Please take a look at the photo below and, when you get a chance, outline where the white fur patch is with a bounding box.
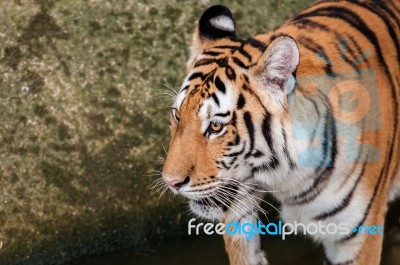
[174,90,187,110]
[209,15,235,32]
[174,79,190,109]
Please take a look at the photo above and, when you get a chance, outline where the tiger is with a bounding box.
[161,1,400,265]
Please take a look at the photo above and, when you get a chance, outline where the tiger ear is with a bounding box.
[251,36,299,112]
[188,5,236,68]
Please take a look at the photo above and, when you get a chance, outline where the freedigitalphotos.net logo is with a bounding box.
[188,218,384,240]
[288,38,381,166]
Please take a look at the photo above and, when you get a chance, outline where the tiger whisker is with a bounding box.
[219,182,278,218]
[161,145,168,155]
[218,191,266,224]
[231,184,281,214]
[216,187,266,222]
[220,177,281,193]
[161,80,179,94]
[213,192,243,220]
[217,192,257,221]
[157,186,170,205]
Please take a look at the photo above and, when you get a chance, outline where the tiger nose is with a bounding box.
[164,177,190,190]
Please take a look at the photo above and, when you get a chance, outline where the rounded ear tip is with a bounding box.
[274,36,297,45]
[201,5,233,20]
[199,5,236,40]
[273,36,300,67]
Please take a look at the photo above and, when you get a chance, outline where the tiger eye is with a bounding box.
[210,121,223,132]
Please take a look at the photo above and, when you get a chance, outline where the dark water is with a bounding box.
[67,232,400,265]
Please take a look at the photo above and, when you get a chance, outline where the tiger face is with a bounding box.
[162,5,299,220]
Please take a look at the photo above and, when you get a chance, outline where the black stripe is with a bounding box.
[268,156,279,170]
[204,69,217,84]
[252,150,264,158]
[232,56,249,69]
[293,17,332,32]
[281,123,295,168]
[227,156,238,167]
[181,85,189,91]
[237,46,252,62]
[194,58,218,68]
[189,86,200,97]
[224,141,246,157]
[188,72,206,81]
[213,45,240,50]
[339,173,383,242]
[288,169,333,205]
[211,93,220,106]
[353,1,400,65]
[261,113,278,164]
[215,111,230,117]
[203,51,223,56]
[243,74,250,84]
[220,160,230,170]
[228,135,240,146]
[218,58,228,68]
[297,36,336,77]
[233,134,241,145]
[246,37,266,52]
[314,166,365,220]
[318,96,338,167]
[237,94,245,109]
[243,112,255,159]
[231,111,237,127]
[252,155,279,172]
[214,76,226,94]
[252,113,280,172]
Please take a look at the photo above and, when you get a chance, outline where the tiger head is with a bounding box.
[162,5,300,220]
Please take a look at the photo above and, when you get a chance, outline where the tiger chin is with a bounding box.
[161,2,400,265]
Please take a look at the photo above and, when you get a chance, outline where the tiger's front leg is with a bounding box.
[323,233,384,265]
[222,212,268,265]
[320,185,389,265]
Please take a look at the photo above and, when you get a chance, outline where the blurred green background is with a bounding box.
[1,0,398,265]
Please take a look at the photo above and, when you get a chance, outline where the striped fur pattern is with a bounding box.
[162,1,400,265]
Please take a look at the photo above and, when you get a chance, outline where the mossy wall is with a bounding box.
[0,0,313,264]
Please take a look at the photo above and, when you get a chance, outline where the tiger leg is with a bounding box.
[323,188,388,265]
[222,212,268,265]
[323,232,384,265]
